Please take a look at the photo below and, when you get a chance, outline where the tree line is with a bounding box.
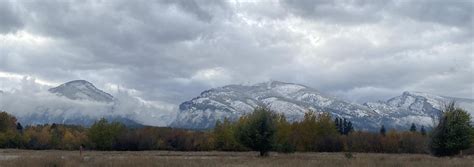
[0,112,213,151]
[213,108,431,155]
[0,102,472,157]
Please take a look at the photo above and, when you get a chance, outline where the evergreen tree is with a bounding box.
[430,102,474,156]
[51,123,57,129]
[339,118,343,134]
[410,123,417,132]
[346,121,354,134]
[16,123,23,134]
[380,125,386,136]
[420,126,426,136]
[341,119,346,135]
[334,117,354,135]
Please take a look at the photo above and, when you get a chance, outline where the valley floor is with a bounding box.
[0,149,472,167]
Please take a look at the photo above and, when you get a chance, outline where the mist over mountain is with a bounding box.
[0,80,472,130]
[0,80,176,127]
[0,0,472,136]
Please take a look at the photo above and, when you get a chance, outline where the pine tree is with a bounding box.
[342,119,346,135]
[51,123,57,129]
[380,125,386,136]
[420,126,426,136]
[16,123,23,134]
[334,117,354,135]
[339,118,343,134]
[346,121,354,134]
[410,123,417,132]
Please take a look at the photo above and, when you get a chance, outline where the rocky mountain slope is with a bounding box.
[172,81,381,130]
[2,80,472,130]
[172,81,473,131]
[364,91,474,129]
[49,80,114,103]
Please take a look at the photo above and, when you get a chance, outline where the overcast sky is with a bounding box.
[1,0,473,105]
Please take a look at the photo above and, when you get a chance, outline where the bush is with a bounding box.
[399,132,428,154]
[346,132,382,153]
[314,135,344,152]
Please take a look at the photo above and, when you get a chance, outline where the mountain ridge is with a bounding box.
[172,81,473,131]
[173,81,380,130]
[48,80,114,103]
[1,80,472,130]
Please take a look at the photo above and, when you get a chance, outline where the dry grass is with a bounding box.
[0,149,472,167]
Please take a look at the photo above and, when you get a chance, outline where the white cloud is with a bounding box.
[0,0,471,106]
[191,67,232,86]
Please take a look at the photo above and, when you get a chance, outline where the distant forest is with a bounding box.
[0,102,472,157]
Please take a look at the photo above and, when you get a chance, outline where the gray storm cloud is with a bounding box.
[0,0,472,107]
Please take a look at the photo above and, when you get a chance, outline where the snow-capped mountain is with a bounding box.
[172,81,474,131]
[2,79,472,130]
[0,80,175,127]
[172,81,381,130]
[49,80,114,103]
[364,91,474,129]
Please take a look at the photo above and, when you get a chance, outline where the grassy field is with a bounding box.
[0,149,473,167]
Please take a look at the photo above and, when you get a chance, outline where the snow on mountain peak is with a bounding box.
[364,91,474,129]
[174,81,474,131]
[172,81,379,130]
[49,80,114,103]
[389,91,447,110]
[266,81,307,95]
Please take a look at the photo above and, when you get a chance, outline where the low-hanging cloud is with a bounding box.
[0,0,472,108]
[0,78,177,126]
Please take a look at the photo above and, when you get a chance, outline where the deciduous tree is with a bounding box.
[88,118,126,150]
[236,107,277,156]
[430,102,474,156]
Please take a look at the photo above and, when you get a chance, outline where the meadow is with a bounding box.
[0,149,472,167]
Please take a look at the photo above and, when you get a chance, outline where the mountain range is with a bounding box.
[0,80,472,130]
[172,81,474,131]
